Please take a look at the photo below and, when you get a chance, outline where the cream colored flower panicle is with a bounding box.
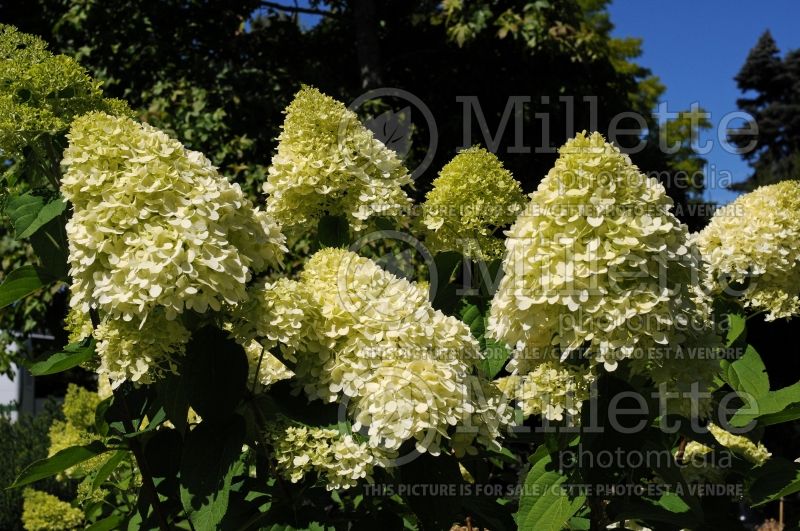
[264,87,413,233]
[226,278,308,387]
[64,306,93,344]
[489,132,715,375]
[269,424,388,490]
[61,112,286,322]
[695,180,800,320]
[422,147,526,259]
[707,423,771,466]
[495,362,595,422]
[229,278,311,358]
[93,311,191,388]
[242,340,294,388]
[271,248,509,454]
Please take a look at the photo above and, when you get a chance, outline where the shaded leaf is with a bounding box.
[516,450,585,531]
[19,197,67,239]
[28,339,95,376]
[749,458,800,506]
[184,326,249,422]
[180,415,246,529]
[317,215,350,248]
[11,441,107,487]
[91,450,128,492]
[0,265,48,309]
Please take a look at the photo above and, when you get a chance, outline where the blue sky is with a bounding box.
[608,1,800,204]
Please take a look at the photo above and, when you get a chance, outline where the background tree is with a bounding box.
[1,0,709,216]
[730,30,800,191]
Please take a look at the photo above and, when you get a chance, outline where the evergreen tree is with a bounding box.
[731,31,800,190]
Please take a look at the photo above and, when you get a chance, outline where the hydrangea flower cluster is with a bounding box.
[61,112,286,322]
[422,147,526,259]
[495,361,595,421]
[229,278,309,358]
[93,312,192,388]
[242,340,294,389]
[695,180,800,320]
[0,24,128,158]
[226,277,309,388]
[297,249,499,454]
[48,384,105,478]
[707,423,771,466]
[264,87,413,233]
[679,441,727,485]
[488,132,720,414]
[269,424,387,490]
[678,423,770,484]
[22,489,83,531]
[231,248,508,455]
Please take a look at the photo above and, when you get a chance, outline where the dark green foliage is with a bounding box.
[0,402,74,531]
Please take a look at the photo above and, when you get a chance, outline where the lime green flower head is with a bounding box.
[0,24,129,158]
[22,489,83,531]
[61,112,286,322]
[488,132,718,382]
[264,86,413,233]
[48,384,105,478]
[423,147,525,259]
[695,180,800,320]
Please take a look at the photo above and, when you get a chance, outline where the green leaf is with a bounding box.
[91,450,128,492]
[0,265,48,309]
[155,372,191,433]
[184,326,249,422]
[5,193,43,237]
[28,213,70,280]
[85,515,126,531]
[460,303,510,378]
[749,458,800,506]
[180,415,246,529]
[28,339,95,376]
[759,403,800,426]
[317,215,349,248]
[730,380,800,427]
[721,345,769,399]
[725,313,746,347]
[516,450,585,531]
[655,492,690,513]
[10,441,107,488]
[19,198,67,239]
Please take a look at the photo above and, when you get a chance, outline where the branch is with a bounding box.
[259,1,339,18]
